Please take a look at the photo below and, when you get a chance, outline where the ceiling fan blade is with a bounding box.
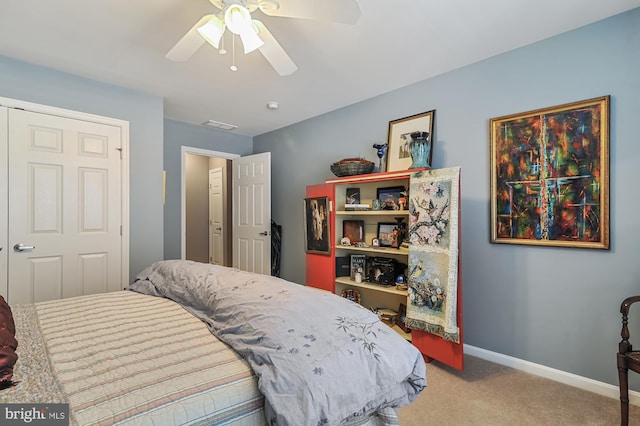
[253,20,297,76]
[257,0,361,24]
[165,15,214,61]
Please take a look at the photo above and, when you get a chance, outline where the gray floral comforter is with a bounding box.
[130,260,426,426]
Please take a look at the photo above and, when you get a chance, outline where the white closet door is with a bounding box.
[0,107,7,300]
[7,108,123,303]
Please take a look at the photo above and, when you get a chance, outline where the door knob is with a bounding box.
[259,231,270,236]
[14,244,35,252]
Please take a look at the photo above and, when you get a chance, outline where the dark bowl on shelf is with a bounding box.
[330,158,375,177]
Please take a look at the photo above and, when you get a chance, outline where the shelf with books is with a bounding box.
[335,277,408,296]
[326,176,413,338]
[309,171,420,343]
[336,210,409,216]
[336,245,408,256]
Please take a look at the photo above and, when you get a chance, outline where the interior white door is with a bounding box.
[0,108,7,300]
[232,152,271,274]
[7,108,123,304]
[209,167,224,265]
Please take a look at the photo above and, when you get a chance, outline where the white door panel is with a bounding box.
[7,108,123,304]
[232,152,271,274]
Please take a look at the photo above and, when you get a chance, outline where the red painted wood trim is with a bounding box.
[305,183,336,292]
[325,169,428,184]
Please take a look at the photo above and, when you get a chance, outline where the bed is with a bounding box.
[0,260,426,425]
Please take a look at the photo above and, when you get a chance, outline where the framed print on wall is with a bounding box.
[304,197,330,255]
[387,110,435,171]
[489,95,610,249]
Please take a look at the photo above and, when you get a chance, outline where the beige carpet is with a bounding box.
[398,355,640,426]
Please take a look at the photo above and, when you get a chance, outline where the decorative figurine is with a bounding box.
[372,143,388,172]
[394,216,408,248]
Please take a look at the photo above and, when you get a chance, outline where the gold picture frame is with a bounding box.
[386,110,435,171]
[489,96,610,249]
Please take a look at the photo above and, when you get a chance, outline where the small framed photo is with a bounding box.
[387,110,435,171]
[377,186,405,210]
[346,187,360,204]
[396,303,411,333]
[343,220,365,243]
[377,222,399,247]
[304,197,330,255]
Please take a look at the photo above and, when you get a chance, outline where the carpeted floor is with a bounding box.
[398,355,640,425]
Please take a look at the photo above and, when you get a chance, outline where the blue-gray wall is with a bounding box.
[0,55,164,282]
[163,119,253,260]
[254,9,640,390]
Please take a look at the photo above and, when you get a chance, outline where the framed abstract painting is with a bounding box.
[489,96,610,249]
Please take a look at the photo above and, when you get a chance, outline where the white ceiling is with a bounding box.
[0,0,638,137]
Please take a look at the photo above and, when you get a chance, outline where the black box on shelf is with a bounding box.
[336,256,350,277]
[366,257,404,286]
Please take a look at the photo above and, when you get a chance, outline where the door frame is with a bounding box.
[180,146,239,260]
[0,96,130,296]
[209,167,225,265]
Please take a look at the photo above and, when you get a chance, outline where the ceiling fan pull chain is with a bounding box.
[219,35,227,55]
[230,36,238,71]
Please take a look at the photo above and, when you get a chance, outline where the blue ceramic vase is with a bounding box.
[409,131,431,169]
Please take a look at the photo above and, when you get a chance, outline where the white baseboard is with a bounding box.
[464,344,640,406]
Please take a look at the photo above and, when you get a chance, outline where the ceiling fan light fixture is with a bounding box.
[197,15,225,48]
[239,25,264,53]
[224,4,252,35]
[224,4,264,53]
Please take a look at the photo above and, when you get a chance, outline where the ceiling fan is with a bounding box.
[165,0,361,76]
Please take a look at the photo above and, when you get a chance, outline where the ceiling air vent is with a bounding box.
[202,120,237,131]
